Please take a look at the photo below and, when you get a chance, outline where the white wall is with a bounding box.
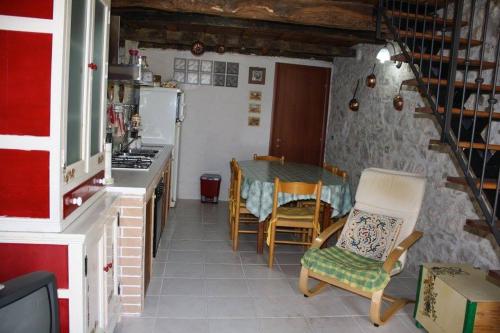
[139,48,332,200]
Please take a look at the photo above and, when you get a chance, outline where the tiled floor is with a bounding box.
[115,200,423,333]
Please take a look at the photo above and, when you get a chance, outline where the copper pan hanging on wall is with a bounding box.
[393,82,404,111]
[366,63,376,88]
[349,79,360,112]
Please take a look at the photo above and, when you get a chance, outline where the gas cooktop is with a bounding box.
[112,155,153,170]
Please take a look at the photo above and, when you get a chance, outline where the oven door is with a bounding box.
[153,179,165,257]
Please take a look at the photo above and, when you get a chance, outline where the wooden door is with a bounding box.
[270,63,331,165]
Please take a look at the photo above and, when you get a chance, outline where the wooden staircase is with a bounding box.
[378,0,500,244]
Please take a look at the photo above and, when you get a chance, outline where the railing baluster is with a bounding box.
[467,0,490,170]
[435,0,449,118]
[479,30,499,195]
[419,2,429,73]
[411,0,420,65]
[427,0,439,97]
[457,0,476,151]
[397,0,404,40]
[405,0,411,48]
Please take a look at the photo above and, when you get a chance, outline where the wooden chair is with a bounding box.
[230,160,261,251]
[299,168,425,326]
[323,163,348,181]
[267,178,322,267]
[253,154,285,163]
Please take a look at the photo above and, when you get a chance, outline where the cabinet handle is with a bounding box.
[103,265,109,272]
[88,63,98,70]
[108,262,113,269]
[68,197,83,207]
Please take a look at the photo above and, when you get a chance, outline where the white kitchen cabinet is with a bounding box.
[0,0,112,232]
[0,194,120,333]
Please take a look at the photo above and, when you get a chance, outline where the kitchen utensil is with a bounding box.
[366,63,376,88]
[393,83,404,111]
[349,79,360,112]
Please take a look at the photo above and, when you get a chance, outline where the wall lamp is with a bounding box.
[376,42,402,68]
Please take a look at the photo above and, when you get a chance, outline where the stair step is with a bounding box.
[392,53,496,70]
[403,78,500,93]
[416,106,500,120]
[447,176,498,190]
[488,270,500,287]
[397,30,482,49]
[464,219,498,238]
[387,10,467,28]
[457,141,500,151]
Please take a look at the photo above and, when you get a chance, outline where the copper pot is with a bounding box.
[191,40,205,56]
[366,64,376,88]
[349,98,360,112]
[366,74,376,88]
[393,94,404,111]
[349,79,360,112]
[216,44,225,54]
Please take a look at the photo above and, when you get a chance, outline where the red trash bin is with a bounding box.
[200,174,221,203]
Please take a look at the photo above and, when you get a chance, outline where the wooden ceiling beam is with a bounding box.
[112,0,379,31]
[121,26,356,59]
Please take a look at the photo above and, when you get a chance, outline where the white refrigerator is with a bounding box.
[139,87,185,207]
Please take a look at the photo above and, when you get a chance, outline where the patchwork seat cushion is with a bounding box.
[276,206,315,220]
[301,246,401,292]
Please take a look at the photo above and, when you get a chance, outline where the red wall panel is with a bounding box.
[0,0,53,19]
[0,149,50,218]
[58,298,69,333]
[0,30,52,136]
[0,243,68,288]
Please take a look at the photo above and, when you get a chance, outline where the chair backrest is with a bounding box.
[344,168,426,268]
[229,159,243,213]
[271,178,323,228]
[253,154,285,163]
[323,163,348,181]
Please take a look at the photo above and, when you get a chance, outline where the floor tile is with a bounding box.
[152,262,166,277]
[169,239,203,251]
[205,264,244,278]
[206,297,256,318]
[275,253,305,265]
[154,249,169,262]
[146,278,163,295]
[208,319,259,333]
[243,265,286,279]
[153,318,209,333]
[205,279,250,297]
[240,252,271,265]
[253,296,306,318]
[115,317,155,333]
[157,296,207,318]
[167,250,204,263]
[278,264,302,278]
[141,296,159,317]
[260,318,312,333]
[247,278,296,296]
[302,292,352,317]
[308,317,362,333]
[161,278,204,296]
[202,240,233,252]
[164,262,204,278]
[204,251,241,264]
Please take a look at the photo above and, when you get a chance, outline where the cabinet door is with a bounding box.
[85,233,103,333]
[88,0,110,169]
[65,0,91,179]
[100,213,119,330]
[64,0,109,190]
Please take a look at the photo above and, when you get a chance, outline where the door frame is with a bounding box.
[268,62,331,165]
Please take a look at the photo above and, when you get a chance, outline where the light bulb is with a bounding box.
[376,47,391,63]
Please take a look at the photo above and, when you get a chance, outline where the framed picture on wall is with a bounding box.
[248,67,266,84]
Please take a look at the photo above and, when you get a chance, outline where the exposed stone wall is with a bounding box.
[325,0,500,274]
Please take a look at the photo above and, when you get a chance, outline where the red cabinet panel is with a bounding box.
[0,149,49,218]
[63,171,105,218]
[0,30,52,136]
[0,243,68,288]
[0,0,53,19]
[58,298,69,333]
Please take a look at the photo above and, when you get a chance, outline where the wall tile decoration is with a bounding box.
[214,61,226,74]
[213,73,225,86]
[226,74,238,88]
[227,62,239,75]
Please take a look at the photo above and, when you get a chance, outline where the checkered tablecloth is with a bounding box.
[239,160,353,222]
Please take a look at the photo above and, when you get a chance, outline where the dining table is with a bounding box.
[239,160,353,252]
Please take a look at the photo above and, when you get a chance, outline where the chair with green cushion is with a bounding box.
[299,168,425,326]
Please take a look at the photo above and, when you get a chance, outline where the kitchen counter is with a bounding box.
[106,144,174,196]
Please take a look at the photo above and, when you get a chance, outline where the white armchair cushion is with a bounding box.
[337,209,403,261]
